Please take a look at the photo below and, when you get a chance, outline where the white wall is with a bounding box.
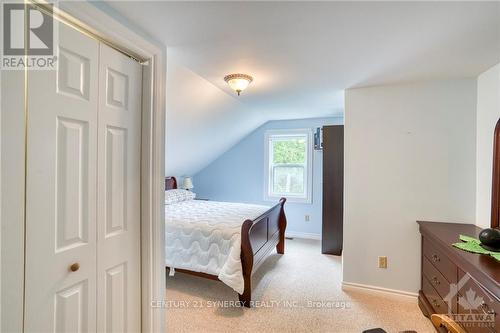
[343,79,477,294]
[1,70,25,333]
[476,64,500,229]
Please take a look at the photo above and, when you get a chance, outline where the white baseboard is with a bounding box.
[285,231,321,240]
[341,281,418,300]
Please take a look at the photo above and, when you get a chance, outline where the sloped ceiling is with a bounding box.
[165,58,266,175]
[105,1,500,175]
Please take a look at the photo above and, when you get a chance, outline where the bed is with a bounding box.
[164,176,287,307]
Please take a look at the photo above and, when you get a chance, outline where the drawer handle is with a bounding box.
[432,254,440,262]
[431,276,440,285]
[481,302,496,315]
[432,299,440,308]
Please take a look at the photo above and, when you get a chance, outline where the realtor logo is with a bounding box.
[443,274,496,330]
[1,2,57,69]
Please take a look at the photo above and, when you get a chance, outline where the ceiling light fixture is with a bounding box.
[224,73,253,96]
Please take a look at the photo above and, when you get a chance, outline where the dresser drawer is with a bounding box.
[458,272,499,333]
[418,222,500,333]
[423,256,452,300]
[423,237,457,284]
[422,275,449,314]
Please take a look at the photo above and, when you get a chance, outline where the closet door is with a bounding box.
[96,44,142,333]
[25,22,99,332]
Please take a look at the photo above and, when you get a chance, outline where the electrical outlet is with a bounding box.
[305,214,310,222]
[378,256,387,269]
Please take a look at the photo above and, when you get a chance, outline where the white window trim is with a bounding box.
[264,129,313,204]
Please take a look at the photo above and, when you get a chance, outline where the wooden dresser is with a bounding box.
[418,221,500,333]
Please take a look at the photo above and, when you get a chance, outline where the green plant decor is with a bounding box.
[453,235,500,262]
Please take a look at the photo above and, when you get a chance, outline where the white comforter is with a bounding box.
[165,199,271,294]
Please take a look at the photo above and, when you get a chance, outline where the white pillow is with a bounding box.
[165,189,196,205]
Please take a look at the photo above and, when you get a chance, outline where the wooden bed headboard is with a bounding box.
[165,177,177,190]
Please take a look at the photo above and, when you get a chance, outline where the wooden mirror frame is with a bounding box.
[490,118,500,228]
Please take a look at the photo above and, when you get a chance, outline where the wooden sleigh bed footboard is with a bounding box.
[165,176,287,307]
[239,197,286,307]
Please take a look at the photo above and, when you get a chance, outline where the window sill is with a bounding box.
[264,195,311,204]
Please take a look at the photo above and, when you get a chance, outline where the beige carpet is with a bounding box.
[165,238,434,333]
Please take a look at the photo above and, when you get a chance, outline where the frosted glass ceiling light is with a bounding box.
[224,73,253,96]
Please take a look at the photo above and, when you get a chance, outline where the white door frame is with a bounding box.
[36,1,167,332]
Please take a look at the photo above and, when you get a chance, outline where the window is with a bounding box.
[264,129,312,203]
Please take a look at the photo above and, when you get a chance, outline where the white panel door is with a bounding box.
[25,22,99,332]
[96,44,142,333]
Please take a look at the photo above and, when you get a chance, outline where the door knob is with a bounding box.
[69,263,80,272]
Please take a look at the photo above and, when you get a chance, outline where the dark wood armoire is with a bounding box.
[321,125,344,255]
